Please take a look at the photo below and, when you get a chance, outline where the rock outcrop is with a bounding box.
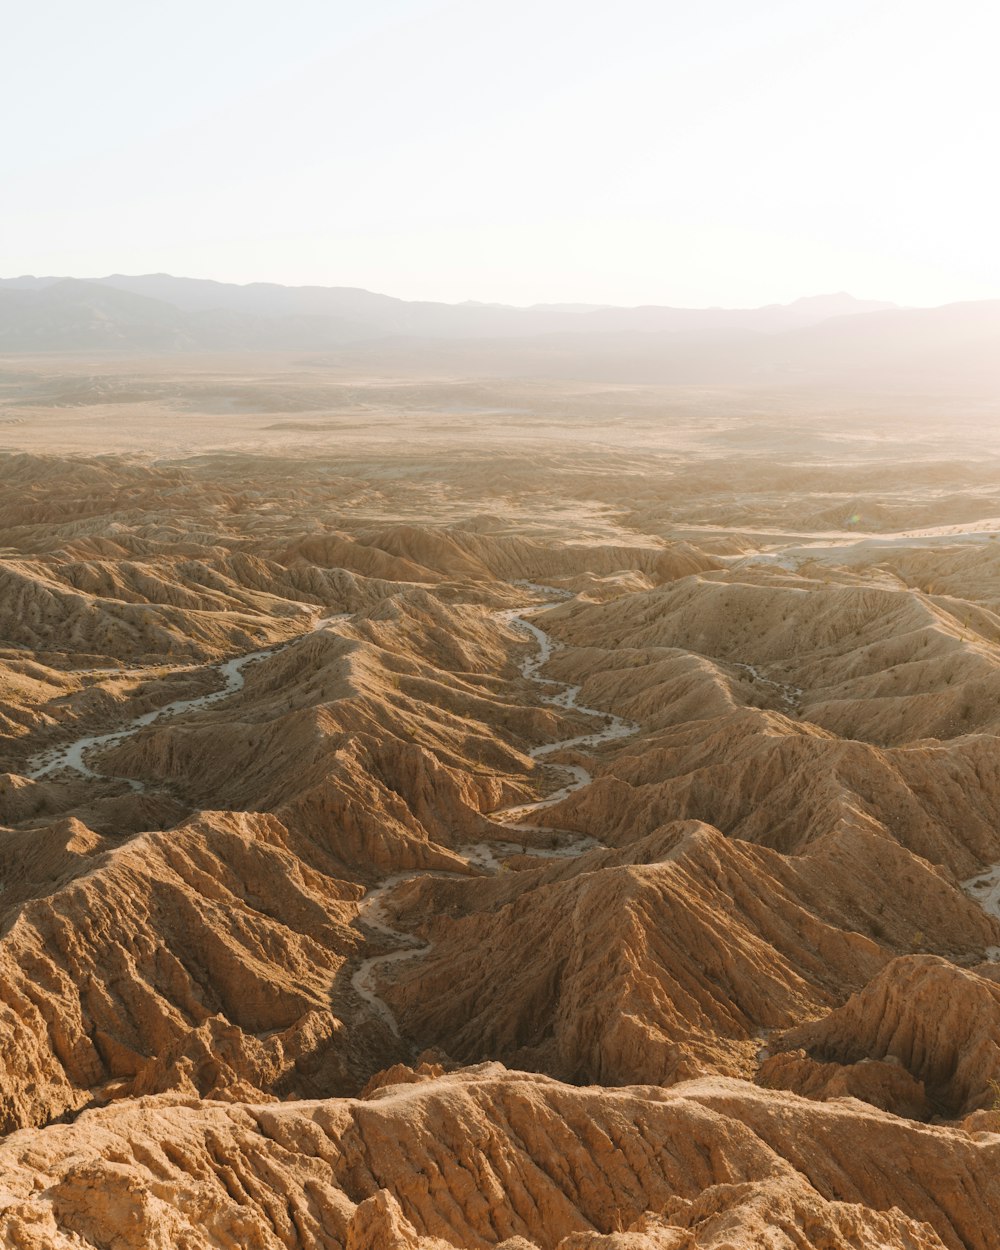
[0,1068,991,1249]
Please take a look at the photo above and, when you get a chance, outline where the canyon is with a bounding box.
[1,356,999,1247]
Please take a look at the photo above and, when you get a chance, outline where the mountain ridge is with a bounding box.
[2,276,997,390]
[0,274,894,350]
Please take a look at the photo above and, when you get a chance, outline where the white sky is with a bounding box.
[3,0,999,307]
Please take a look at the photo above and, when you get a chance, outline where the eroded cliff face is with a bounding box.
[0,1067,988,1250]
[5,407,1000,1249]
[380,821,997,1088]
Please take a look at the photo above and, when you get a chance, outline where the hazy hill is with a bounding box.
[333,304,1000,390]
[2,274,998,391]
[0,279,195,351]
[0,273,892,348]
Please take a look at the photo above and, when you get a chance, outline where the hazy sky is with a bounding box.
[4,0,998,307]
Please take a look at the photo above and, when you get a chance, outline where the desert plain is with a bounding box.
[1,353,1000,1247]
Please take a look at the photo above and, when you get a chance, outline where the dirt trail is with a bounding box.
[351,592,640,1037]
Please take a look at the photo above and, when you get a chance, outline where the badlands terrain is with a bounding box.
[2,354,1000,1247]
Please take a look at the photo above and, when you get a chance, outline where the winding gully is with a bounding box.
[351,590,640,1038]
[27,612,350,791]
[22,588,639,1041]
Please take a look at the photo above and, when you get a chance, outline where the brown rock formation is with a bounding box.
[380,823,996,1086]
[773,955,1000,1117]
[0,1068,992,1249]
[4,392,1000,1247]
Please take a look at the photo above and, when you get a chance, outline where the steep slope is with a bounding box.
[3,431,1000,1248]
[378,823,996,1086]
[0,810,366,1132]
[0,1067,990,1250]
[769,955,1000,1117]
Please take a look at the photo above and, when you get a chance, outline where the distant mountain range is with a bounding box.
[1,275,997,388]
[0,275,893,349]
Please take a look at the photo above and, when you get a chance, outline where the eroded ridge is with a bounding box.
[26,613,351,791]
[351,591,640,1037]
[7,390,1000,1248]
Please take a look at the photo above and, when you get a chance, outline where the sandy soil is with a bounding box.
[3,355,1000,1247]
